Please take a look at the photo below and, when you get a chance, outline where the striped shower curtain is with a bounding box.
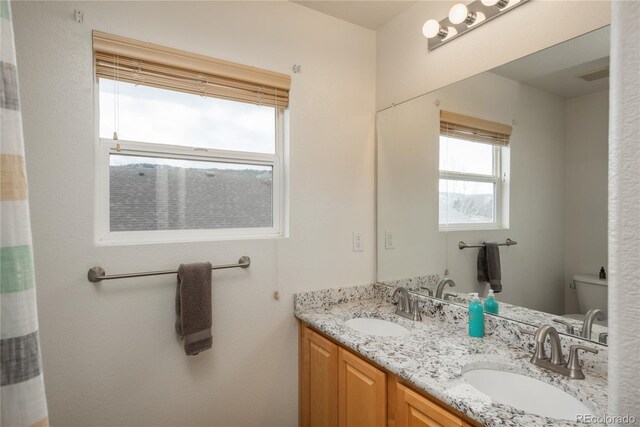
[0,0,49,425]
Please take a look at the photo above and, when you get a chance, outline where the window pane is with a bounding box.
[110,154,272,231]
[99,79,275,154]
[439,179,495,225]
[439,136,493,175]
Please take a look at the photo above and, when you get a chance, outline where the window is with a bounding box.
[439,111,511,230]
[93,31,290,244]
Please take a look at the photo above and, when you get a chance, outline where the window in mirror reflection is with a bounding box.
[439,135,507,230]
[439,137,494,175]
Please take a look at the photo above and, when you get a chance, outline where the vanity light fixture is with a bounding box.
[422,19,448,39]
[481,0,510,8]
[449,3,476,25]
[423,0,530,51]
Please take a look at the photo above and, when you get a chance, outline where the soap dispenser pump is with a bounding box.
[599,267,607,280]
[484,289,499,315]
[468,293,484,338]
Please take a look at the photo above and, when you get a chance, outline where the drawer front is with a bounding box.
[396,383,464,427]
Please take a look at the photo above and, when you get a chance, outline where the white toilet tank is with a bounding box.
[573,274,608,317]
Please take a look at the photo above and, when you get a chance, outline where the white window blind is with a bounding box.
[440,110,512,146]
[93,31,291,108]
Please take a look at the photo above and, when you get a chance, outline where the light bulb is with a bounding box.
[448,3,469,24]
[422,19,442,38]
[482,0,509,8]
[469,11,485,25]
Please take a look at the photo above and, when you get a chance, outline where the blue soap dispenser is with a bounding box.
[468,293,484,338]
[484,289,499,315]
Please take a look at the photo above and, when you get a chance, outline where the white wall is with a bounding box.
[377,72,567,313]
[564,90,609,314]
[12,2,376,426]
[609,0,640,419]
[376,0,611,111]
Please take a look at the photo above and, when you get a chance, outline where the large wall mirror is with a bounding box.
[376,26,610,346]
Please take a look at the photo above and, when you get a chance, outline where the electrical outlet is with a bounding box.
[353,232,363,252]
[385,231,394,250]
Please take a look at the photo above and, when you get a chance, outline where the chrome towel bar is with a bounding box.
[458,239,517,250]
[87,256,251,283]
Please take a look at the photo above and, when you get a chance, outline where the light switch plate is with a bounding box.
[353,232,363,252]
[385,231,394,250]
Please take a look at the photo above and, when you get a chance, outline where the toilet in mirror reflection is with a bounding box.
[563,275,608,325]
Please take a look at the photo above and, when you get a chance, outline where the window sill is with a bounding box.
[96,229,287,246]
[439,224,508,232]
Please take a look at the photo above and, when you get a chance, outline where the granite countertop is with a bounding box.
[379,276,608,343]
[420,289,609,343]
[294,284,608,427]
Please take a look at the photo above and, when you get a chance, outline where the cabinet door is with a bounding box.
[300,326,338,427]
[338,348,387,427]
[396,383,464,427]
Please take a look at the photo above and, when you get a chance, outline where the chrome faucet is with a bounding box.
[552,318,576,335]
[565,345,599,380]
[521,325,598,379]
[599,332,608,344]
[435,278,456,298]
[443,292,457,301]
[392,286,410,312]
[530,325,565,365]
[580,309,605,339]
[391,287,422,321]
[420,287,434,297]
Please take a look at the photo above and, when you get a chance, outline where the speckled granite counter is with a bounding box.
[294,283,608,427]
[378,276,608,343]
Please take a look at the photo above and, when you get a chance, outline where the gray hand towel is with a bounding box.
[175,262,213,355]
[477,241,502,292]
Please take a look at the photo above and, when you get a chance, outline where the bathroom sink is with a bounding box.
[463,368,593,420]
[345,318,409,337]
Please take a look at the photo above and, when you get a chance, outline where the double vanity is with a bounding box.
[295,283,608,426]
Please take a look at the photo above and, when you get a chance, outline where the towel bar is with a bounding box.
[87,256,250,283]
[458,239,517,250]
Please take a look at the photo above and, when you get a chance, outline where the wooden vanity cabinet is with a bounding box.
[300,326,386,427]
[338,347,387,427]
[300,323,479,427]
[299,325,339,427]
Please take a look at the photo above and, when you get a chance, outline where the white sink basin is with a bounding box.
[463,368,594,420]
[345,318,409,337]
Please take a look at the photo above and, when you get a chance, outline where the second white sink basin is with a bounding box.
[463,368,594,420]
[345,318,409,337]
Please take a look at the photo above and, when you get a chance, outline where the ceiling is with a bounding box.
[490,27,610,99]
[291,1,417,30]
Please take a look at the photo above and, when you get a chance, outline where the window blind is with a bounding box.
[440,110,512,146]
[93,31,290,108]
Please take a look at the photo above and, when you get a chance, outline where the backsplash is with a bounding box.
[378,275,441,292]
[408,288,608,343]
[294,283,382,311]
[378,275,608,345]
